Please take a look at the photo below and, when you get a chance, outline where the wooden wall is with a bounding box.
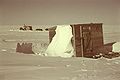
[48,23,104,57]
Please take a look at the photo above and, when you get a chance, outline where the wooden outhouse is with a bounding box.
[48,23,104,58]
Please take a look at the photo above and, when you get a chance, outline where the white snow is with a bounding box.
[112,42,120,52]
[0,53,120,80]
[0,25,120,80]
[45,25,74,57]
[1,49,7,52]
[32,42,48,55]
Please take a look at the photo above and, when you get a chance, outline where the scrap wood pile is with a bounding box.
[93,42,120,59]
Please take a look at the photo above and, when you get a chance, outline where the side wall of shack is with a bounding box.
[48,27,56,43]
[72,23,103,57]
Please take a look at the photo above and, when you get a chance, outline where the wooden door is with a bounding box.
[82,25,92,52]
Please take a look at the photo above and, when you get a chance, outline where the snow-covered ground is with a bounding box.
[0,25,120,80]
[0,53,120,80]
[0,26,49,54]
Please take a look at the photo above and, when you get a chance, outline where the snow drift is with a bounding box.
[112,42,120,52]
[45,25,74,57]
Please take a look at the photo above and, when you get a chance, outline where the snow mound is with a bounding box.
[45,25,74,58]
[112,42,120,52]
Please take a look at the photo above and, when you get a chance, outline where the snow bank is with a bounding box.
[45,25,74,57]
[32,42,48,55]
[112,42,120,52]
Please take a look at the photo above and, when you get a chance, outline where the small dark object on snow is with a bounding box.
[36,29,43,31]
[19,24,33,30]
[20,27,24,30]
[45,28,49,31]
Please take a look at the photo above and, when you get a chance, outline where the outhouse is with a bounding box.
[48,23,104,58]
